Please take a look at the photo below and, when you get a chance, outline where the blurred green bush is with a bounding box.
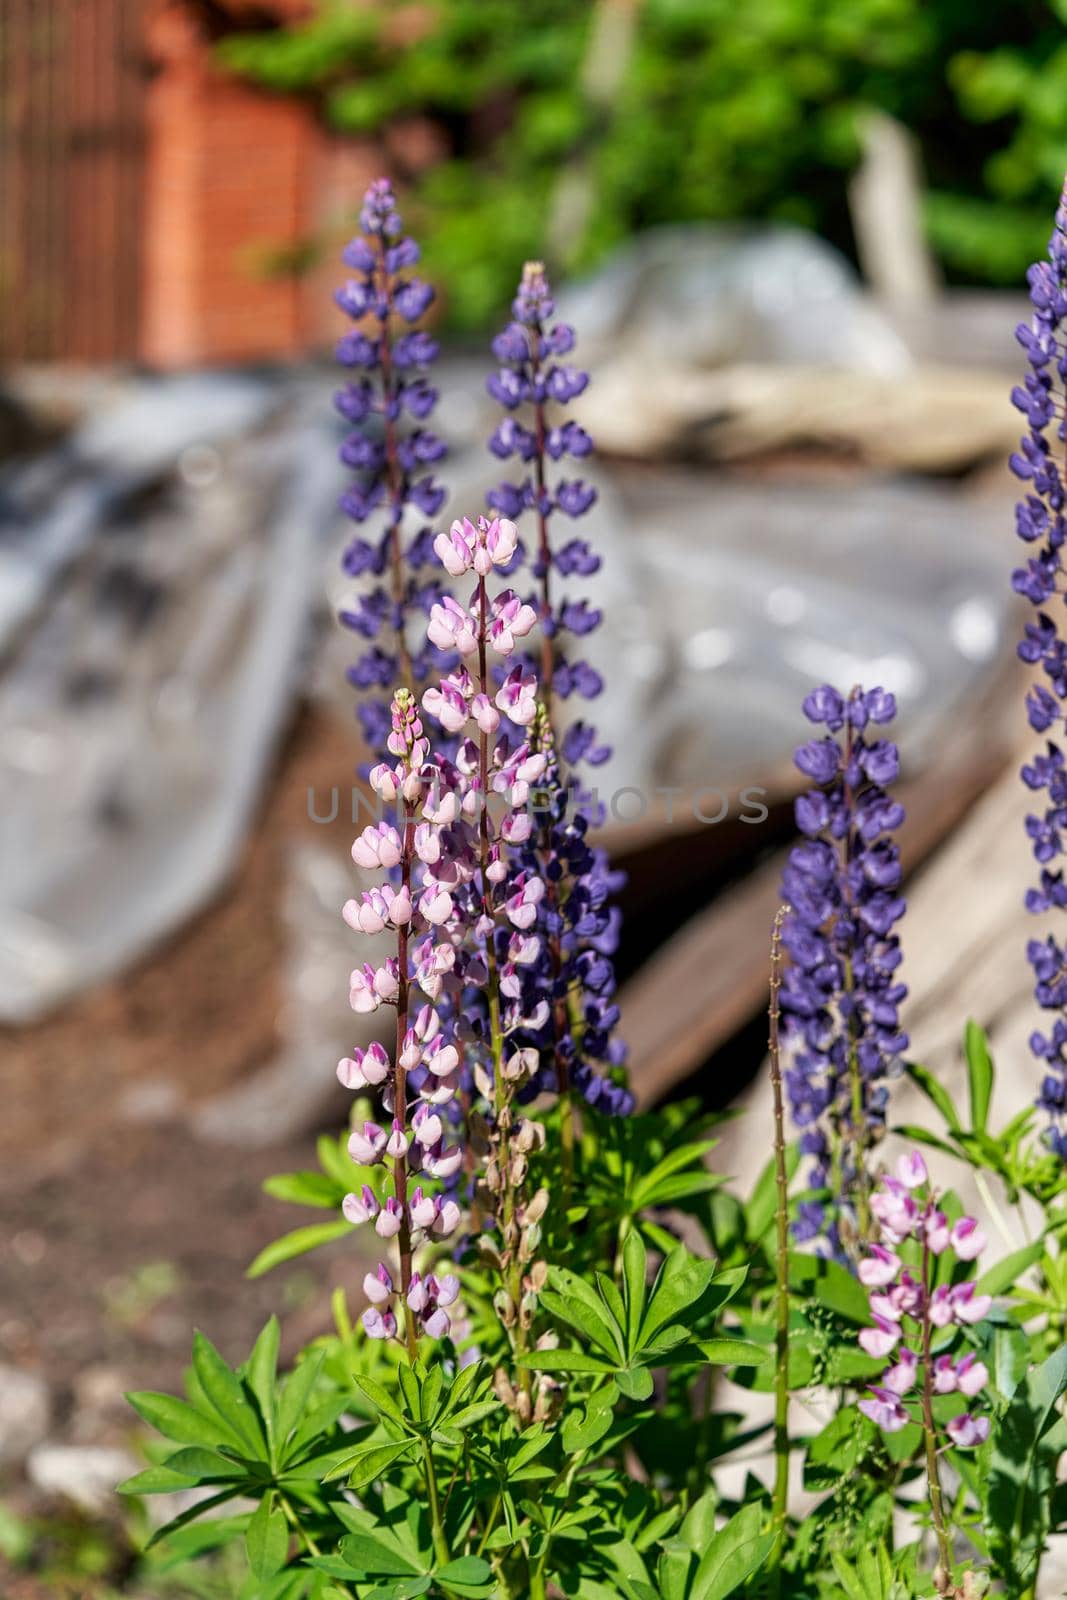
[219,0,1067,325]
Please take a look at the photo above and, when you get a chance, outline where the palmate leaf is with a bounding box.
[540,1269,624,1360]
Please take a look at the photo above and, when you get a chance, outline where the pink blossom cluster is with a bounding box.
[857,1152,992,1449]
[337,516,552,1347]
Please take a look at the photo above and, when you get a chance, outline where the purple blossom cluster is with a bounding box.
[487,261,603,766]
[1010,177,1067,1159]
[337,518,559,1346]
[334,178,449,762]
[857,1153,991,1451]
[781,685,908,1252]
[484,261,630,1117]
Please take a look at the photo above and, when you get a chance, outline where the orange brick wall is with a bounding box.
[141,0,378,367]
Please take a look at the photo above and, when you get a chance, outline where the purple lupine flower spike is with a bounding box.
[335,177,448,764]
[484,262,630,1120]
[780,684,908,1255]
[1011,177,1067,1160]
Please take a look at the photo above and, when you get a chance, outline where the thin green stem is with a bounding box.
[768,906,791,1594]
[475,573,530,1394]
[422,1440,452,1571]
[919,1232,953,1586]
[475,1494,503,1558]
[529,1557,548,1600]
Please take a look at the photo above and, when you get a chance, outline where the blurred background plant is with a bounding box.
[216,0,1067,327]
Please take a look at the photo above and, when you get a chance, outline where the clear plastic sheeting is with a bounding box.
[555,227,1016,472]
[557,224,914,377]
[0,373,346,1022]
[0,361,1014,1027]
[442,448,1012,808]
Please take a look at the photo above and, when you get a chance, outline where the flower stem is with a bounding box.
[768,905,792,1592]
[475,574,530,1390]
[919,1231,953,1583]
[422,1440,452,1570]
[375,235,414,693]
[394,813,419,1363]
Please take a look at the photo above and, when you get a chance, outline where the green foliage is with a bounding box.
[215,0,1067,324]
[120,1021,1067,1595]
[985,1344,1067,1591]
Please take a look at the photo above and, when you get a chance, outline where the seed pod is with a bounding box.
[493,1289,517,1328]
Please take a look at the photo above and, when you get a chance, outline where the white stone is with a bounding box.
[0,1364,50,1466]
[27,1444,136,1515]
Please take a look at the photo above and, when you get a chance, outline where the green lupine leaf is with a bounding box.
[191,1331,266,1457]
[679,1489,718,1553]
[245,1492,288,1580]
[622,1228,649,1350]
[788,1252,869,1323]
[692,1503,774,1600]
[616,1366,654,1401]
[964,1020,995,1133]
[126,1390,243,1452]
[162,1446,247,1482]
[630,1140,720,1208]
[338,1532,424,1576]
[436,1555,494,1590]
[277,1353,324,1454]
[520,1349,616,1376]
[325,1438,417,1487]
[262,1171,344,1208]
[699,1338,772,1367]
[561,1392,616,1454]
[117,1464,200,1496]
[641,1249,719,1344]
[145,1488,247,1551]
[247,1220,351,1279]
[904,1060,963,1133]
[246,1316,280,1459]
[976,1240,1044,1299]
[987,1343,1067,1587]
[350,1371,410,1430]
[540,1286,622,1361]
